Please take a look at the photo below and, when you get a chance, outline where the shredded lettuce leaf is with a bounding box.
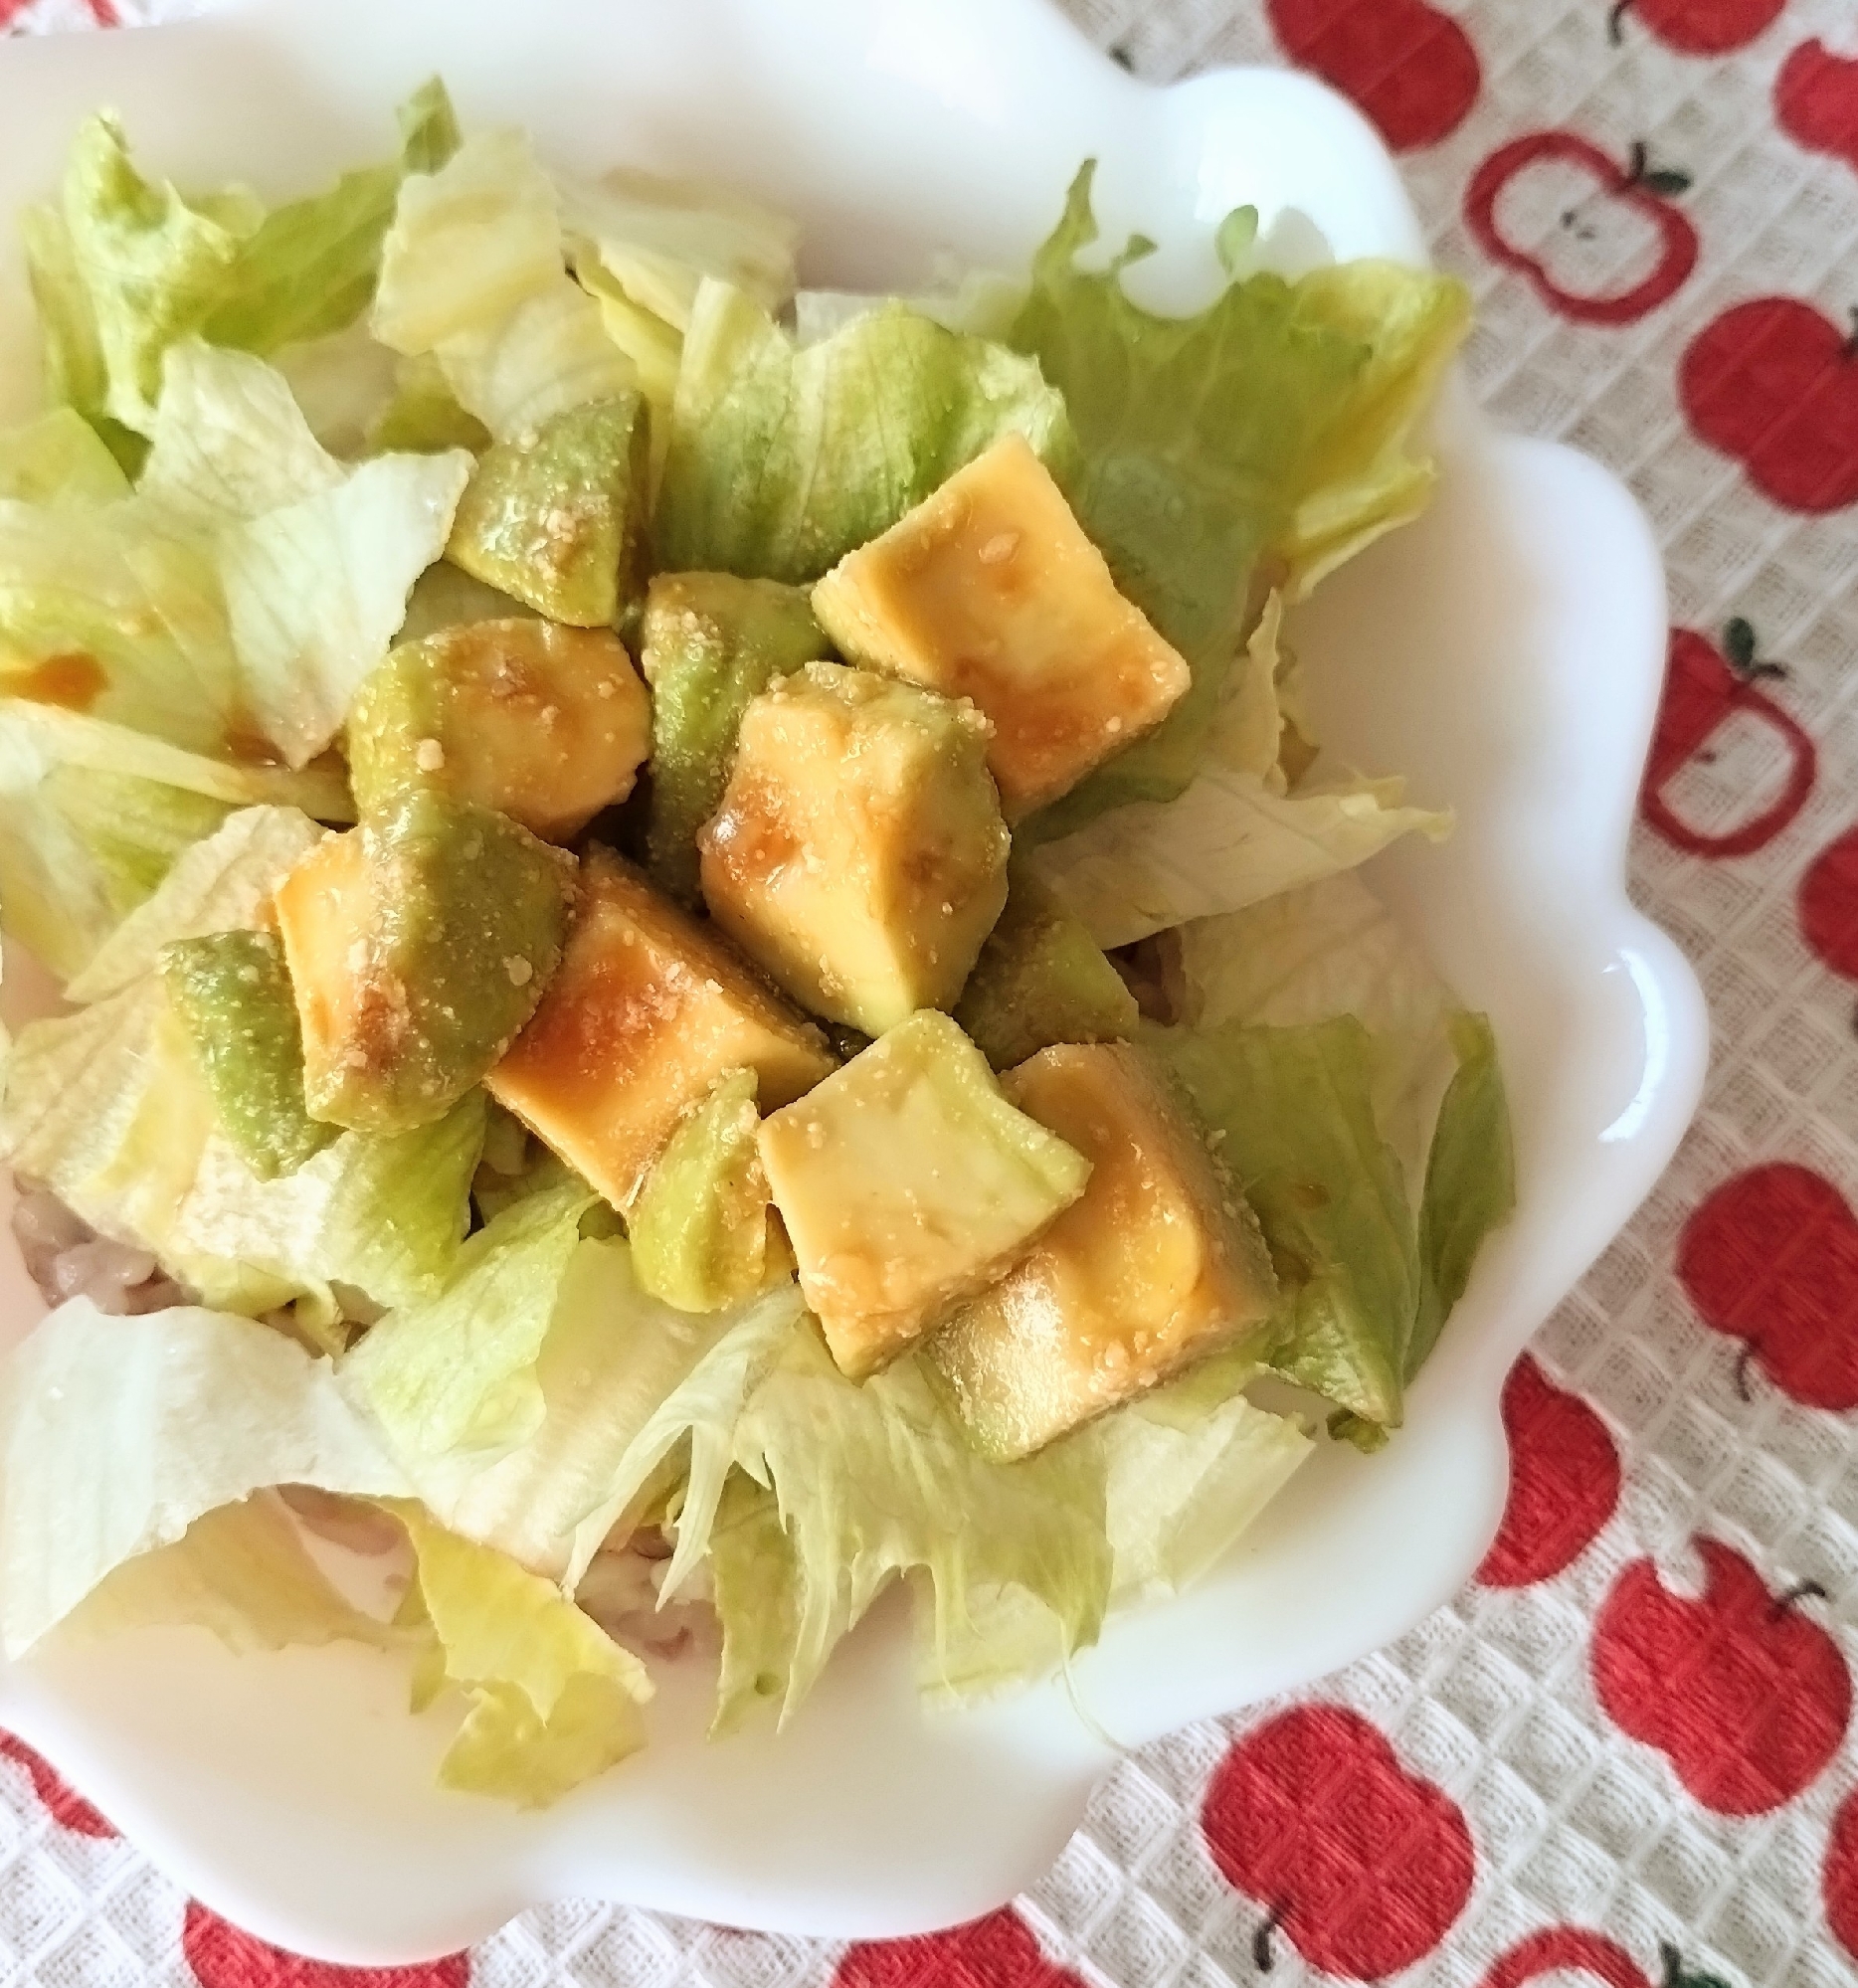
[0,702,347,981]
[0,409,131,509]
[138,340,472,767]
[165,1092,486,1318]
[64,1492,392,1654]
[201,79,462,358]
[58,113,246,435]
[560,167,798,462]
[1407,1011,1514,1378]
[388,1501,652,1807]
[0,497,240,753]
[1034,598,1449,947]
[34,85,460,456]
[655,284,1075,581]
[1170,871,1460,1203]
[342,1178,598,1465]
[420,1267,804,1586]
[1147,1017,1418,1430]
[373,128,635,442]
[0,968,483,1316]
[1010,165,1468,828]
[1100,1351,1313,1603]
[0,1298,410,1657]
[64,803,325,1002]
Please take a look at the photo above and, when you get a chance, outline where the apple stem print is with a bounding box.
[1605,0,1786,57]
[1679,1164,1858,1409]
[1480,1928,1733,1988]
[1640,627,1818,857]
[1203,1707,1475,1979]
[1592,1539,1852,1815]
[1466,133,1700,324]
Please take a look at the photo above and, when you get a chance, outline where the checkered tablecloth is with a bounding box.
[5,0,1858,1982]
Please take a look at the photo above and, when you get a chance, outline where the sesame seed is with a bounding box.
[415,737,447,773]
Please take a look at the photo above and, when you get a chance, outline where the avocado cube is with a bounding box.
[928,1042,1278,1459]
[641,572,834,904]
[811,434,1192,819]
[274,796,574,1136]
[161,931,337,1180]
[348,620,650,843]
[447,395,650,628]
[485,849,835,1211]
[954,861,1139,1070]
[699,661,1010,1035]
[630,1066,783,1312]
[758,1010,1089,1379]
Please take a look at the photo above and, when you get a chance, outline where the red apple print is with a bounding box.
[1476,1355,1621,1588]
[1682,300,1858,513]
[1606,0,1785,56]
[1466,134,1699,326]
[1203,1706,1474,1978]
[1592,1538,1851,1815]
[1802,827,1858,984]
[182,1902,469,1988]
[836,1907,1082,1988]
[1678,1165,1858,1411]
[1778,42,1858,177]
[0,1729,115,1838]
[1481,1927,1732,1988]
[1640,624,1817,858]
[1825,1785,1858,1957]
[1264,0,1482,152]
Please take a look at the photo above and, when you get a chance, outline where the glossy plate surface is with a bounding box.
[0,0,1708,1961]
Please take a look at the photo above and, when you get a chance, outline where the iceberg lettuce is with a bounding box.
[0,702,347,981]
[1010,165,1468,828]
[655,284,1074,581]
[0,829,483,1316]
[41,85,463,445]
[0,1298,410,1657]
[64,804,326,1002]
[65,1493,392,1655]
[342,1178,598,1465]
[0,410,131,510]
[373,129,635,443]
[138,340,472,767]
[390,1501,652,1807]
[1034,599,1449,948]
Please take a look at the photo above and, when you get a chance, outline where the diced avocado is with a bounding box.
[928,1042,1277,1459]
[274,796,574,1136]
[485,848,835,1211]
[160,930,337,1180]
[758,1009,1089,1380]
[630,1067,782,1312]
[699,661,1010,1035]
[954,861,1139,1070]
[447,395,650,628]
[811,433,1191,819]
[348,620,651,843]
[640,572,834,903]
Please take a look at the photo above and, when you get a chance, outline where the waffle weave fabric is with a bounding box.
[3,0,1857,1983]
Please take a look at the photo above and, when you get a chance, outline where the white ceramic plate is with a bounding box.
[0,0,1709,1962]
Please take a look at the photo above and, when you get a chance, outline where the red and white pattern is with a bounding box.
[6,0,1858,1980]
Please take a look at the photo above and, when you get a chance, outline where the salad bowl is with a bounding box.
[0,0,1708,1962]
